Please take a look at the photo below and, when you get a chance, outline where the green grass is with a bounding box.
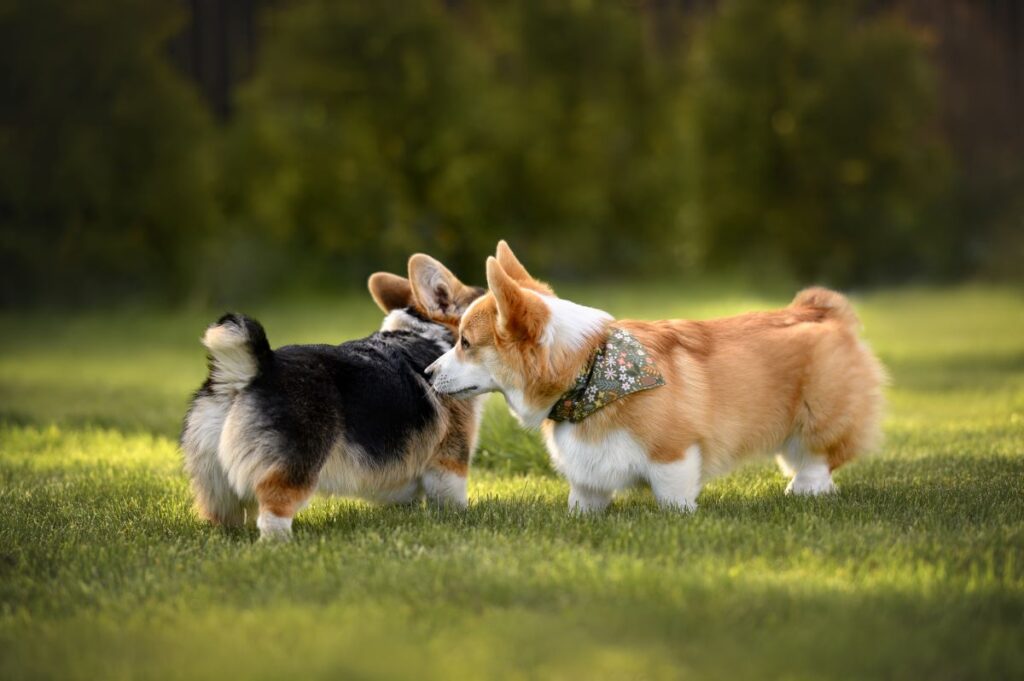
[1,285,1021,680]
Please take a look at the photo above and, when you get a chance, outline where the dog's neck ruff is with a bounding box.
[548,326,666,423]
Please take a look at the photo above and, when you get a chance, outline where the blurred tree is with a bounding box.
[220,0,495,293]
[684,0,949,285]
[0,0,217,305]
[221,0,687,291]
[470,1,686,279]
[896,0,1024,280]
[5,0,1007,307]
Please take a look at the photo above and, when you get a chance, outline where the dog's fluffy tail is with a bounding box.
[791,287,860,328]
[201,313,271,392]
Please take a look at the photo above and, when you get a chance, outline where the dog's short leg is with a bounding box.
[777,439,836,496]
[188,455,247,527]
[256,509,293,541]
[648,445,702,512]
[182,395,247,526]
[422,463,468,508]
[254,470,313,541]
[568,483,613,513]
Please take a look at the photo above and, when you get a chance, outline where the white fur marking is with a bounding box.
[422,469,468,508]
[648,445,702,512]
[568,484,613,513]
[257,510,293,541]
[545,426,649,504]
[380,309,452,351]
[502,386,549,431]
[426,346,499,398]
[539,295,612,350]
[202,324,257,392]
[778,439,836,496]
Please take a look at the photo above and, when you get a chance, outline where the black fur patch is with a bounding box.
[229,327,450,486]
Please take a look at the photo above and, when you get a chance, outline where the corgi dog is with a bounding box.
[427,241,885,512]
[181,255,485,540]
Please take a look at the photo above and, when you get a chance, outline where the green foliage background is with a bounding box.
[0,0,217,305]
[1,0,1020,305]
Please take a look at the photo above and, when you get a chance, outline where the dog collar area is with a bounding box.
[547,326,666,423]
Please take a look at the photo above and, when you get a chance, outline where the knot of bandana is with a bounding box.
[548,326,666,423]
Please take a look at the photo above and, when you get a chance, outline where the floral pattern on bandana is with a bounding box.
[548,326,665,423]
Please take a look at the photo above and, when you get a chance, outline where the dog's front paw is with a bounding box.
[657,498,698,513]
[568,485,612,514]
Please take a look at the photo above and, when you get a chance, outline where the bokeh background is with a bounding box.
[2,0,1022,307]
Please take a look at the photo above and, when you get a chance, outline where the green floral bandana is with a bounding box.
[548,326,666,423]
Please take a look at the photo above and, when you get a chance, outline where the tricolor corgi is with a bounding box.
[426,241,886,512]
[181,255,484,540]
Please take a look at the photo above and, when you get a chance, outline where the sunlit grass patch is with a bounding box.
[0,285,1021,680]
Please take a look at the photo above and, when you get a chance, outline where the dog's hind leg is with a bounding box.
[776,437,836,496]
[422,461,468,508]
[254,469,314,541]
[190,456,248,526]
[182,393,247,526]
[648,445,702,512]
[422,399,477,508]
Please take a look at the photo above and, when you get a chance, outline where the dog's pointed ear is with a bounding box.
[368,272,413,313]
[495,240,555,296]
[408,253,477,319]
[495,240,533,283]
[487,257,549,341]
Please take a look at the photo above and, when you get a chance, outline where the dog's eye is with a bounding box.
[460,335,470,350]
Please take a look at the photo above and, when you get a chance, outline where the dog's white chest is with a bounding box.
[544,423,649,492]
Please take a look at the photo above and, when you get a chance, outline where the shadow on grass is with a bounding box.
[1,570,1020,681]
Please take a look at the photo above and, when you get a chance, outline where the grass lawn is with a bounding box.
[0,285,1021,680]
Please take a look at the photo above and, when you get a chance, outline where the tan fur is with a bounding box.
[408,254,485,332]
[433,397,479,474]
[256,469,314,518]
[432,458,469,477]
[571,301,886,473]
[368,272,414,312]
[461,248,886,480]
[369,255,484,335]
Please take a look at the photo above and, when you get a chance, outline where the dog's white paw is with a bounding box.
[568,485,612,514]
[657,498,698,513]
[257,511,293,541]
[785,474,837,496]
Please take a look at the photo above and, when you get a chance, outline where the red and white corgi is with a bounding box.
[427,241,886,512]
